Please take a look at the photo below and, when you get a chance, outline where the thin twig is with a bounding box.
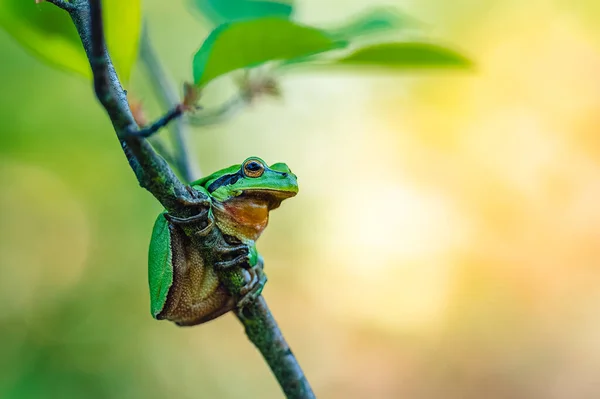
[140,25,199,182]
[44,0,75,12]
[129,106,183,138]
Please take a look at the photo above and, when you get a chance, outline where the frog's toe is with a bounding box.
[237,267,268,309]
[164,210,214,234]
[215,244,248,256]
[214,254,250,270]
[213,244,251,269]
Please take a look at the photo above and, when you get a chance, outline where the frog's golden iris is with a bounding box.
[243,157,265,178]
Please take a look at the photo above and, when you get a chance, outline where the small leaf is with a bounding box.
[189,0,293,25]
[193,17,346,86]
[328,7,418,41]
[0,0,141,81]
[332,42,471,69]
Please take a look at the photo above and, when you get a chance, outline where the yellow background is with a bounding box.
[1,1,599,398]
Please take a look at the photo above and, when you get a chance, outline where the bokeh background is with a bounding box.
[2,0,600,398]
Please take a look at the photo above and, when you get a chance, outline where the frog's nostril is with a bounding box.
[281,173,288,178]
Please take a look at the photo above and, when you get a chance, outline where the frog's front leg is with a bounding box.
[178,186,212,209]
[166,209,252,273]
[164,208,213,235]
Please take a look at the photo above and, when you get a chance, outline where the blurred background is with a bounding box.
[2,0,600,398]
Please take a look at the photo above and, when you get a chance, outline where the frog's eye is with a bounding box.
[243,159,265,178]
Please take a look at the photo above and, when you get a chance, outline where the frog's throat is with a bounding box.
[212,200,267,242]
[212,189,296,241]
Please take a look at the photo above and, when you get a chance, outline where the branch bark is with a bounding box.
[58,1,315,397]
[237,298,316,399]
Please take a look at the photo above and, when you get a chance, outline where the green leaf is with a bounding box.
[331,42,471,69]
[103,0,142,82]
[280,8,419,67]
[0,1,89,77]
[189,0,293,25]
[328,8,418,41]
[193,17,346,86]
[0,0,141,81]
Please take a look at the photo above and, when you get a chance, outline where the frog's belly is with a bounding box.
[158,241,235,326]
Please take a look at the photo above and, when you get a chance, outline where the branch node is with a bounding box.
[125,106,183,139]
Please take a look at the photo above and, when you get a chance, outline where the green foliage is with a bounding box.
[189,0,293,25]
[0,1,89,77]
[193,17,345,86]
[190,5,470,87]
[0,0,141,81]
[331,42,471,69]
[0,1,470,92]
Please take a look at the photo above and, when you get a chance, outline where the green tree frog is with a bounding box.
[148,157,298,326]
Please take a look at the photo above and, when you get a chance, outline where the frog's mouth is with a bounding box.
[239,189,297,210]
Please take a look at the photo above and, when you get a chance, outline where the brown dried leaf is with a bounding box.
[182,82,202,112]
[128,97,148,127]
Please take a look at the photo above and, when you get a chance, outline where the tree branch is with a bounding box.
[69,0,199,217]
[140,26,200,182]
[64,1,315,397]
[237,298,316,399]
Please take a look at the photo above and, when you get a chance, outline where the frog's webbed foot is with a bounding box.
[179,186,211,208]
[164,209,214,236]
[237,265,268,309]
[213,244,250,270]
[212,234,252,270]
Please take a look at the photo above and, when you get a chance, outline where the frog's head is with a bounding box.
[193,157,299,209]
[192,157,298,241]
